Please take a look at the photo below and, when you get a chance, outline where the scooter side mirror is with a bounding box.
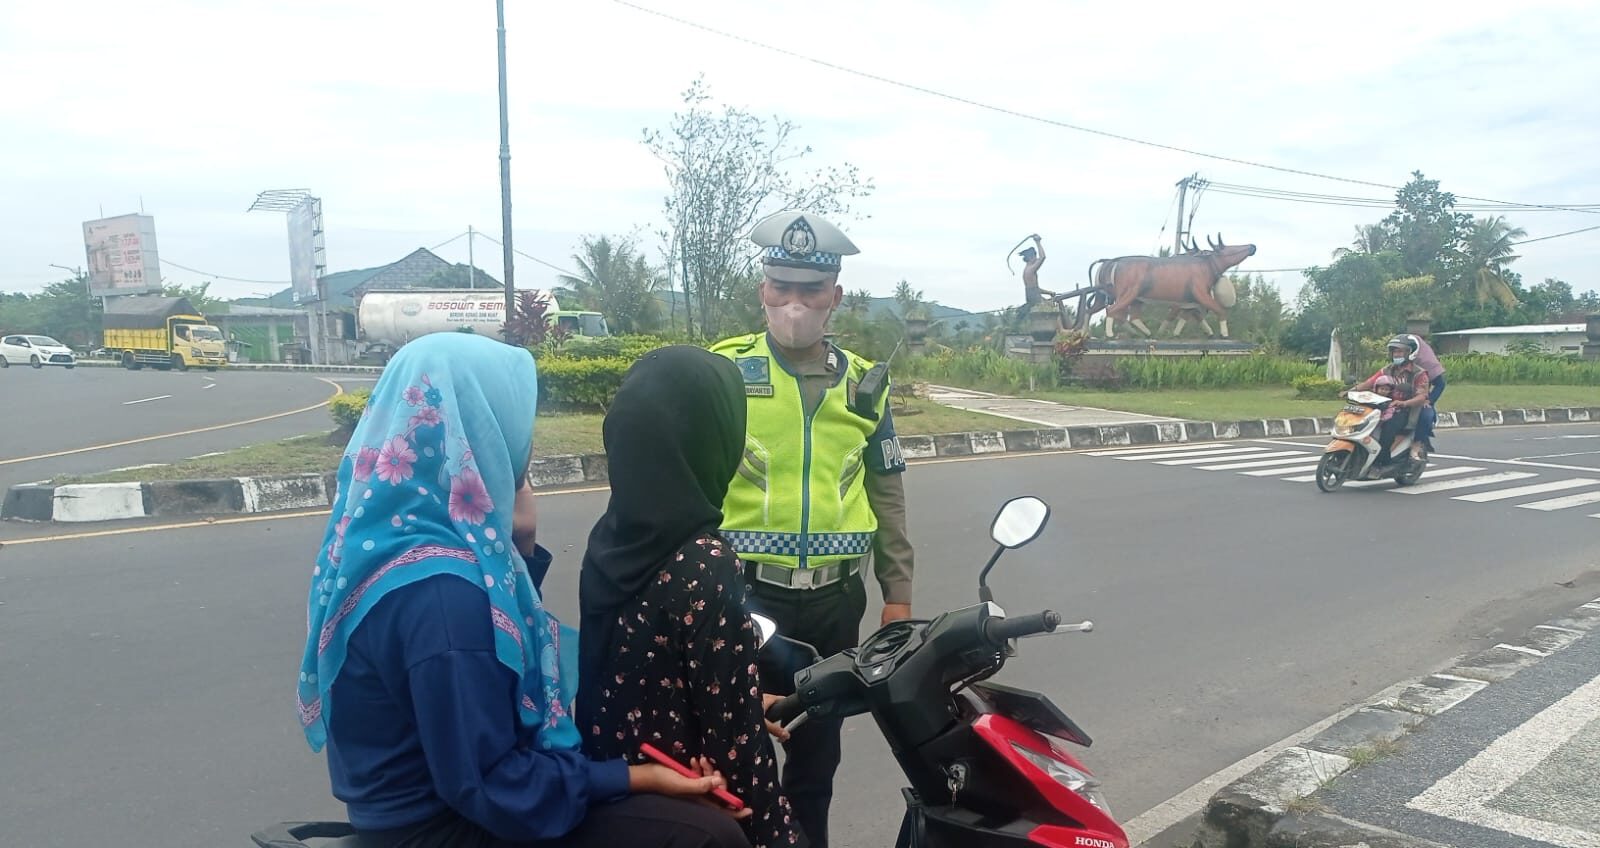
[990,496,1050,549]
[751,613,778,649]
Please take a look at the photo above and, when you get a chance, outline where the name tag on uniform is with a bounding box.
[745,385,775,397]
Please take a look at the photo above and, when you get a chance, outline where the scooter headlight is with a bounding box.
[1009,742,1114,816]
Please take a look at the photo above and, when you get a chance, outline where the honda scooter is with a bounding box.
[1315,390,1427,492]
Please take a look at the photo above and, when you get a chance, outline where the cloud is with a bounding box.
[1,0,1595,308]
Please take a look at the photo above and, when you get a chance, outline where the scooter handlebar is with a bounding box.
[765,693,806,725]
[984,610,1062,644]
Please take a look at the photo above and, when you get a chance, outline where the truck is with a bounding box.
[355,289,609,361]
[103,295,227,371]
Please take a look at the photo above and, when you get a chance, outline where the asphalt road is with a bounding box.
[2,422,1597,848]
[0,368,361,492]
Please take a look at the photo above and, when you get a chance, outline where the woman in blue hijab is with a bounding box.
[298,333,750,848]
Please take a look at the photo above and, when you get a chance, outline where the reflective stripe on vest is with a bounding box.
[711,333,886,570]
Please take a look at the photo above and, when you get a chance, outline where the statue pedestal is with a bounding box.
[1062,339,1260,387]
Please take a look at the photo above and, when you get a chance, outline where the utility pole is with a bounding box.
[1174,173,1197,255]
[495,0,516,340]
[468,225,477,289]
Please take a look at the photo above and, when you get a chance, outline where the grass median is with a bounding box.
[59,399,1017,485]
[1032,384,1598,421]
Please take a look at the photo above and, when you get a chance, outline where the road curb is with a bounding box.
[5,404,1597,524]
[1187,596,1600,848]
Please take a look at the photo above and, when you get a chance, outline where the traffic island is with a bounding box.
[5,404,1597,523]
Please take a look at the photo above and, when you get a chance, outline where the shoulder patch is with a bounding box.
[736,356,770,384]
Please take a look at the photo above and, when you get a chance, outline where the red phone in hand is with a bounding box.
[638,743,745,811]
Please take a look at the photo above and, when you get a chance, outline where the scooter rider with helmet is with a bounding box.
[1351,336,1432,465]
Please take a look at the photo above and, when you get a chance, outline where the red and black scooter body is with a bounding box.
[767,601,1127,848]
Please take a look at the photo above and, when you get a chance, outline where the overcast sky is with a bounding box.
[3,0,1597,312]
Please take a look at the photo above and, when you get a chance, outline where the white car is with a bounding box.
[0,334,77,369]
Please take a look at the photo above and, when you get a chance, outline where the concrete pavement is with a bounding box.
[927,384,1179,427]
[2,429,1598,847]
[1313,628,1600,847]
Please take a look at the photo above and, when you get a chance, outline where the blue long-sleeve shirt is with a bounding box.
[324,546,630,841]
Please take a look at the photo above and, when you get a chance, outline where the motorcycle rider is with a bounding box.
[1352,336,1432,464]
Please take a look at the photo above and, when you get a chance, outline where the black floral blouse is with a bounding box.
[583,535,803,847]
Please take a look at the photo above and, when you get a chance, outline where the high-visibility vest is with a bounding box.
[710,333,887,569]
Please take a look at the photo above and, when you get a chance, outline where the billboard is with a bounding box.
[82,214,162,297]
[287,197,326,304]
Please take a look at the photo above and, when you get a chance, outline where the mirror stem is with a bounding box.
[977,545,1004,603]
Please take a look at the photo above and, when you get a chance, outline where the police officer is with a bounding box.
[711,211,915,848]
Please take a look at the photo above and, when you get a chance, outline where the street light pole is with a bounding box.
[49,263,94,348]
[495,0,516,341]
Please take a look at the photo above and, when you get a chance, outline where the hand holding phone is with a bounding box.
[638,743,745,811]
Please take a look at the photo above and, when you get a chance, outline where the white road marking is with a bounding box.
[122,394,173,405]
[1390,471,1539,495]
[1120,680,1414,846]
[1087,442,1241,457]
[1197,454,1320,471]
[1157,449,1284,466]
[1433,453,1600,474]
[1454,478,1599,504]
[1115,446,1272,462]
[1279,465,1487,485]
[203,383,216,390]
[1240,463,1322,477]
[1495,643,1552,658]
[1516,490,1600,512]
[1406,670,1600,848]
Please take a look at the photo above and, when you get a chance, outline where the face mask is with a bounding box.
[766,301,831,349]
[1392,357,1406,365]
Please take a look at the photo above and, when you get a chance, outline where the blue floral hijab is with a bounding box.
[297,332,578,753]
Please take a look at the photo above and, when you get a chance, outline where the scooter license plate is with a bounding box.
[1343,404,1366,414]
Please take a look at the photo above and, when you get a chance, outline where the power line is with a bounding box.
[1202,180,1600,214]
[1233,223,1600,275]
[1512,223,1600,245]
[159,258,289,285]
[472,232,581,278]
[610,0,1599,216]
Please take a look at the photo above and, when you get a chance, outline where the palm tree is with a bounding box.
[1332,224,1391,259]
[1461,216,1527,308]
[557,235,664,333]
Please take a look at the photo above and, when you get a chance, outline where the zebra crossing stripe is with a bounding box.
[1519,490,1600,512]
[1197,454,1323,471]
[1280,465,1485,484]
[1086,442,1238,457]
[1390,471,1539,495]
[1157,449,1287,466]
[1240,463,1322,477]
[1454,478,1600,503]
[1110,447,1270,461]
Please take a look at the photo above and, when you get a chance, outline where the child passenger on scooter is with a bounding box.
[578,346,806,848]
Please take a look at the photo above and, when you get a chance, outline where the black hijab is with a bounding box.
[579,345,746,613]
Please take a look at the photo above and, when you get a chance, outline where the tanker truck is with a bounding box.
[355,289,609,361]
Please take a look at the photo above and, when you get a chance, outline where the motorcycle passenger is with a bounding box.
[297,333,750,848]
[1405,333,1446,446]
[1352,336,1432,464]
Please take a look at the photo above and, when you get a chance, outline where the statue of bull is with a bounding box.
[1085,234,1256,338]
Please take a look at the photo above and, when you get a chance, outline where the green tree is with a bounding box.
[1332,224,1393,259]
[556,235,666,334]
[645,77,874,337]
[18,276,104,348]
[162,281,228,315]
[892,280,927,320]
[1382,172,1473,280]
[1460,216,1526,309]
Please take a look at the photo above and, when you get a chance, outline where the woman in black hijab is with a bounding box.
[578,346,803,848]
